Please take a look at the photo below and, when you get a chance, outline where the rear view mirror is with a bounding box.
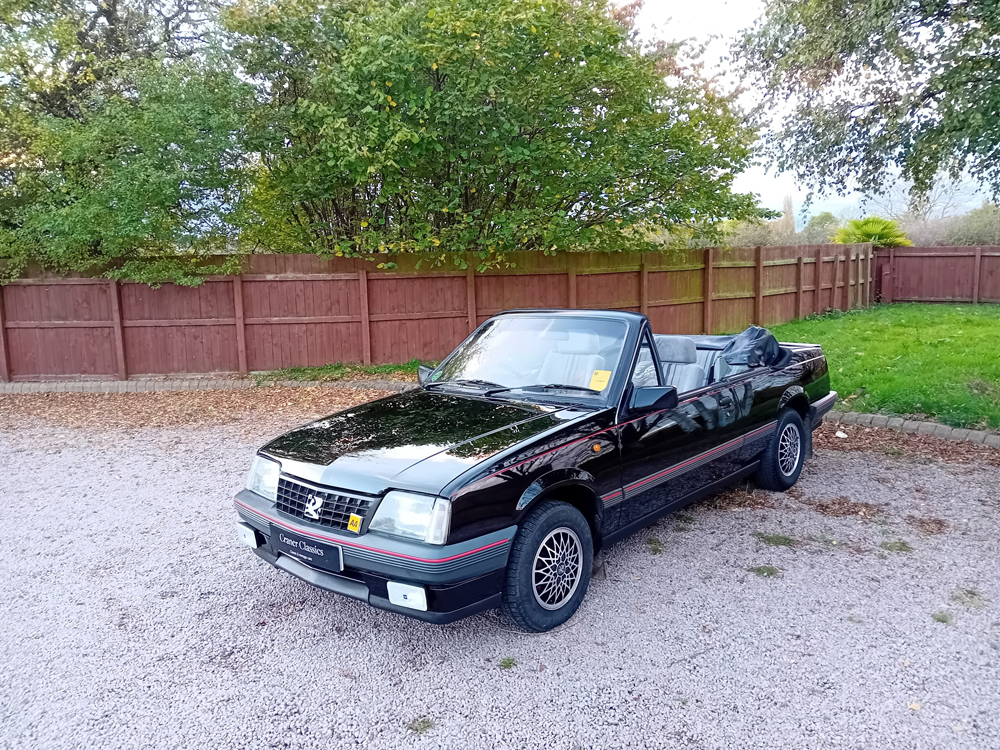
[629,386,678,414]
[418,365,434,385]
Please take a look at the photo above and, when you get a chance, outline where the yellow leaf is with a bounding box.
[470,188,476,193]
[432,62,438,70]
[531,25,536,33]
[371,81,376,86]
[554,51,560,58]
[386,80,392,86]
[361,221,369,227]
[431,238,441,246]
[443,207,449,212]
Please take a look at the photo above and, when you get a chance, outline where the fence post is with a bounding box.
[882,247,896,302]
[973,246,983,304]
[358,269,372,365]
[754,245,764,325]
[832,254,841,310]
[703,248,714,334]
[0,284,9,382]
[109,280,128,381]
[843,249,852,310]
[567,257,577,308]
[796,254,805,319]
[639,255,649,317]
[815,246,824,313]
[233,276,248,375]
[865,246,872,307]
[466,264,477,331]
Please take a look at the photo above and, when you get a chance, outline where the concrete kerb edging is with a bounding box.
[0,378,417,395]
[828,410,1000,449]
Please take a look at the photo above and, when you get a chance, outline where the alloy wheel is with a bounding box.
[531,527,583,611]
[778,423,801,477]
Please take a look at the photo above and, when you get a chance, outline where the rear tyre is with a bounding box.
[501,501,593,633]
[755,408,806,491]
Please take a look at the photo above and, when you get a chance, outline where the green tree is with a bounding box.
[227,0,766,266]
[832,218,911,248]
[945,203,1000,246]
[737,1,1000,198]
[0,1,252,284]
[800,211,840,243]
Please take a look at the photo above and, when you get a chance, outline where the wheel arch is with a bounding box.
[779,386,810,420]
[515,471,604,552]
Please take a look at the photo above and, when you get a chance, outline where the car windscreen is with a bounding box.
[430,316,629,403]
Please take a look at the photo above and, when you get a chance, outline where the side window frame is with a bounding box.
[629,328,663,388]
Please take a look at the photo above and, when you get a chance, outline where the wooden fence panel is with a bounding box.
[0,245,873,380]
[369,274,469,364]
[3,281,117,379]
[121,280,238,375]
[872,247,1000,303]
[981,252,1000,302]
[243,276,362,370]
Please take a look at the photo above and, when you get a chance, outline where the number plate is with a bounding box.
[271,527,344,573]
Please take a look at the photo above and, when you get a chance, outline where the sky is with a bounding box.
[632,0,984,228]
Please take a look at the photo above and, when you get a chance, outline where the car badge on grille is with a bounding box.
[303,493,324,520]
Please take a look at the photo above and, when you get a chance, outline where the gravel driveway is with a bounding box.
[2,398,999,750]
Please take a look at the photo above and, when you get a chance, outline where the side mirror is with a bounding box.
[417,365,434,386]
[629,385,678,414]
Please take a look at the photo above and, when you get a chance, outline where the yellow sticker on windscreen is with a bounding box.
[347,514,363,533]
[589,370,612,391]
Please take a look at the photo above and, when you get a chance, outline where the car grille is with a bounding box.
[276,477,375,530]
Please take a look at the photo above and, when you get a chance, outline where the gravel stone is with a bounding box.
[948,429,971,442]
[886,417,904,430]
[901,420,921,434]
[917,422,937,436]
[855,414,873,426]
[870,415,889,428]
[967,430,988,445]
[934,424,954,438]
[841,412,860,424]
[2,417,999,750]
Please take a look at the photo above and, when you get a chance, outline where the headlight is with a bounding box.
[246,455,280,501]
[369,491,451,545]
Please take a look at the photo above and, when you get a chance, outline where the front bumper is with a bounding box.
[234,489,515,624]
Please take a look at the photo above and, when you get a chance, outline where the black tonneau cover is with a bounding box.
[720,326,781,367]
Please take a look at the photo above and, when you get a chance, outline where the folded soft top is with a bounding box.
[720,326,781,367]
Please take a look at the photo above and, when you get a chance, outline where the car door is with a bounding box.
[614,329,741,531]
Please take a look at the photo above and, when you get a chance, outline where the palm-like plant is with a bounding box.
[832,217,913,248]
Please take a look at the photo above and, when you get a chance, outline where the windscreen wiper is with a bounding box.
[425,378,505,390]
[485,383,602,396]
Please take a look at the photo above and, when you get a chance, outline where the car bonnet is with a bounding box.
[260,389,574,495]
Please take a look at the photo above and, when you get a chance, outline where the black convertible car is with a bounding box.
[235,309,836,631]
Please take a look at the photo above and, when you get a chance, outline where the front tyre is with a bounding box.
[755,408,806,491]
[501,501,593,632]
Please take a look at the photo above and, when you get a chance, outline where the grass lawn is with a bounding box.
[253,358,423,384]
[770,304,1000,430]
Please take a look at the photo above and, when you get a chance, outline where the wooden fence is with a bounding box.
[873,246,1000,304]
[0,245,873,381]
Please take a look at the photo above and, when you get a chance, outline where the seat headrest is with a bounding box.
[556,329,600,355]
[656,336,697,364]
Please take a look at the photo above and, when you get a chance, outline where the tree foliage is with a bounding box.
[737,0,1000,199]
[832,217,911,248]
[0,0,766,283]
[227,0,765,265]
[0,0,251,284]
